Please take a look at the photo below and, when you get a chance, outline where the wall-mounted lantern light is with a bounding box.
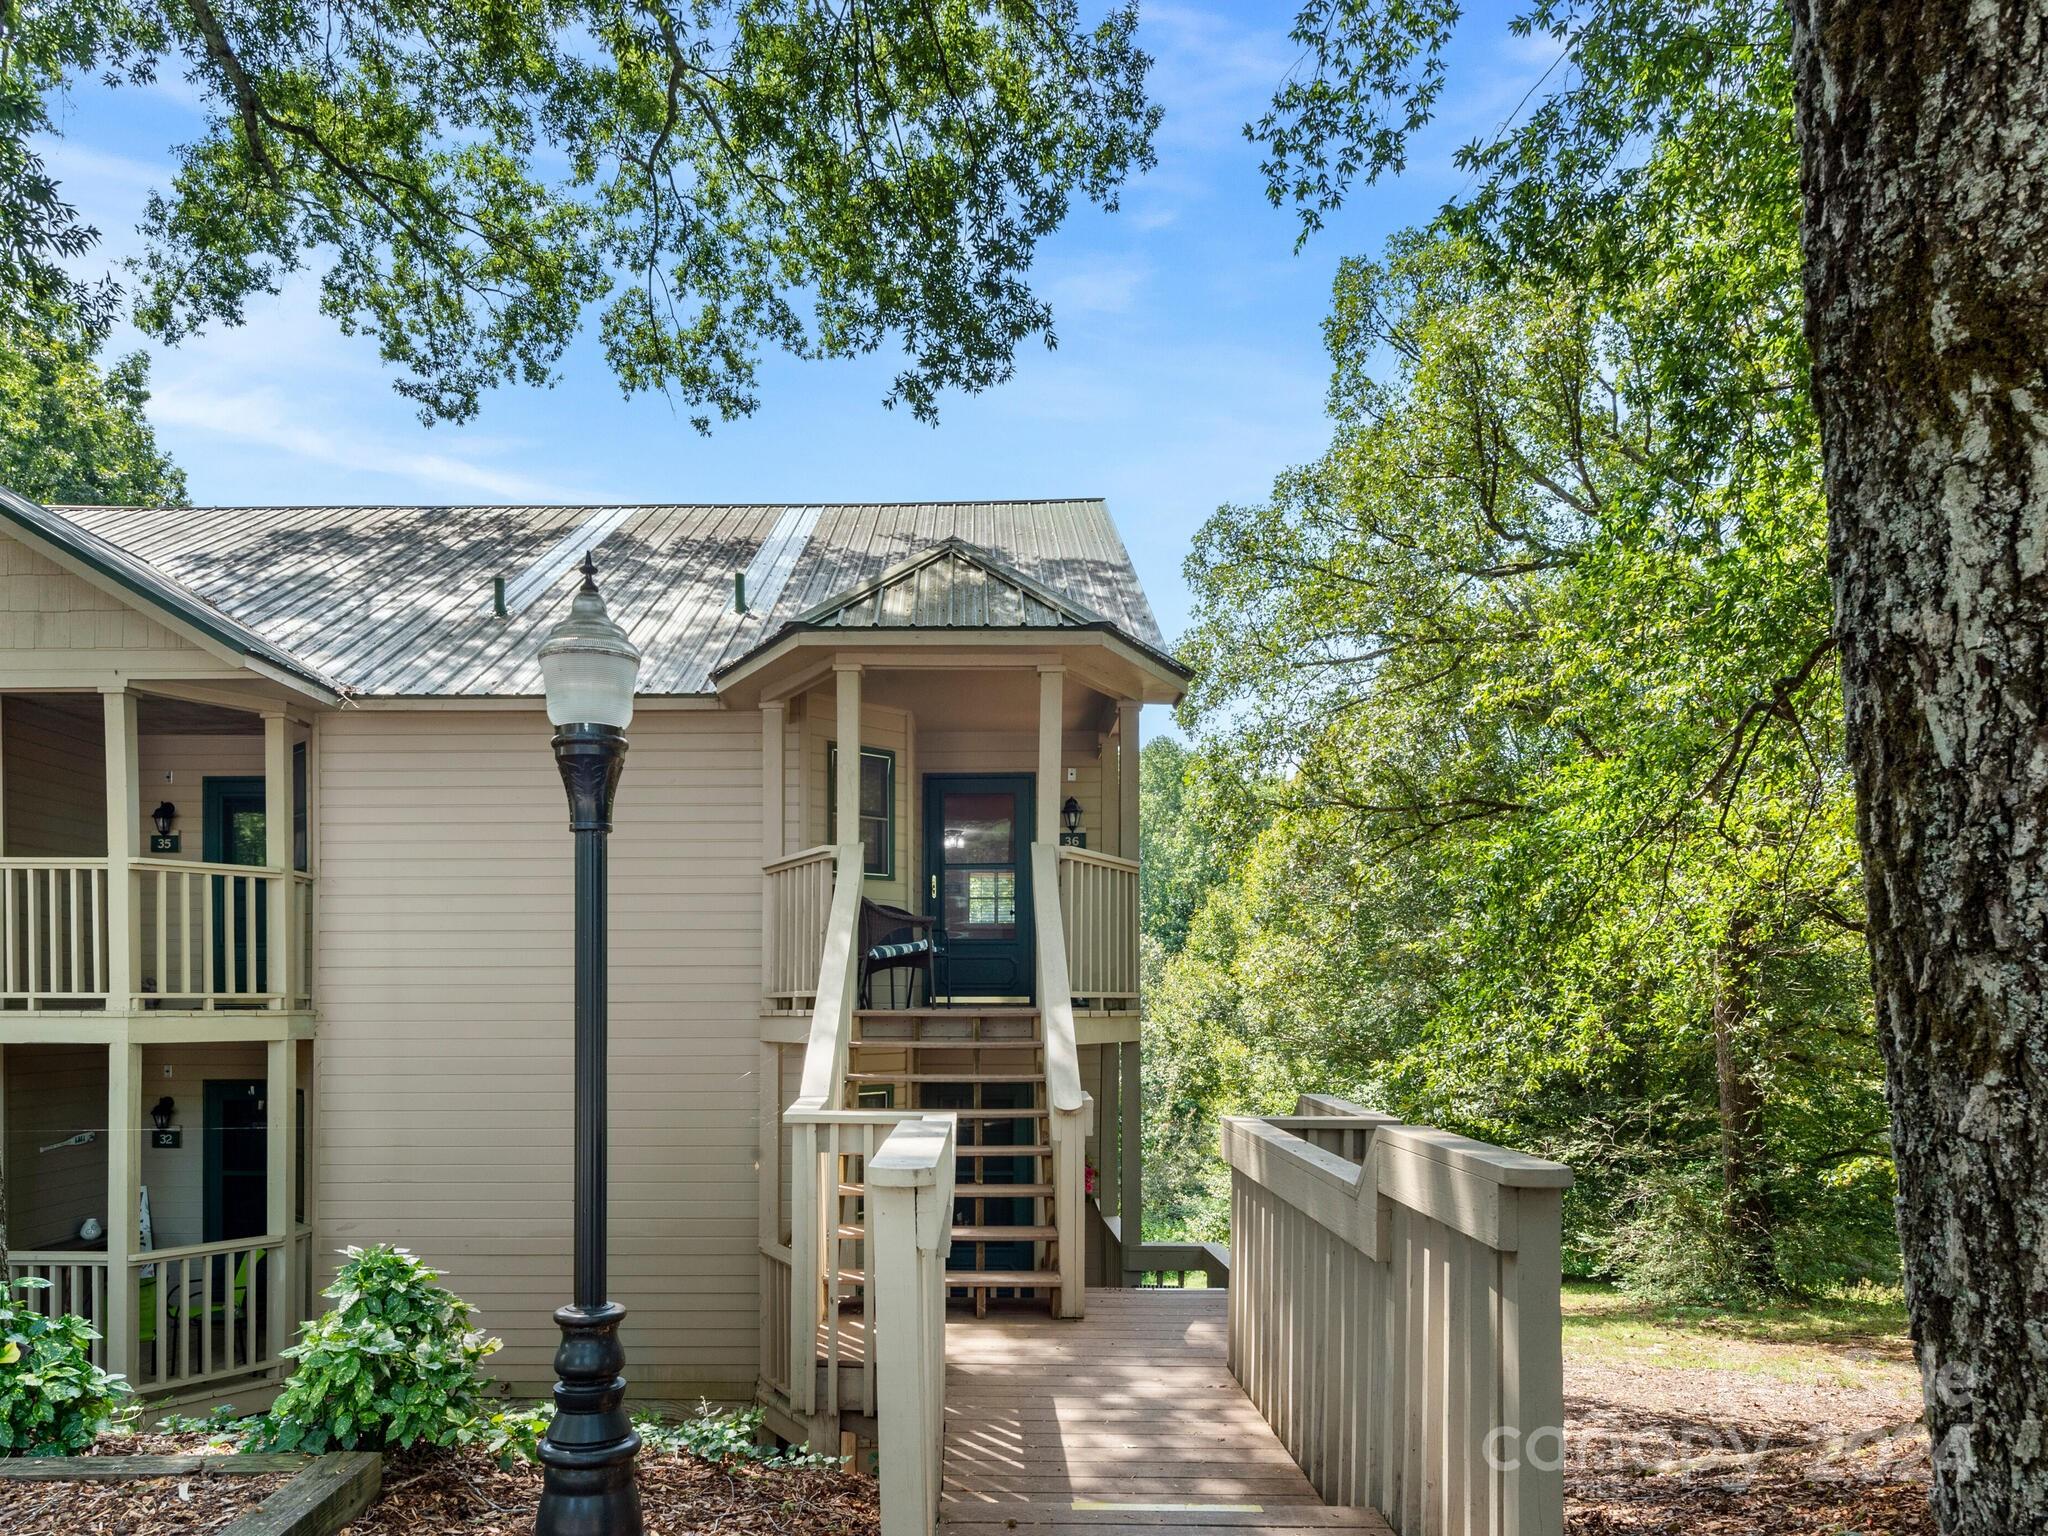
[152,802,177,838]
[150,1096,175,1132]
[1062,796,1082,835]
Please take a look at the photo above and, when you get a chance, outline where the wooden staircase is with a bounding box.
[842,1007,1066,1313]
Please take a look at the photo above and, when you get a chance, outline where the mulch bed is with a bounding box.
[1565,1355,1935,1535]
[0,1463,294,1536]
[339,1446,879,1536]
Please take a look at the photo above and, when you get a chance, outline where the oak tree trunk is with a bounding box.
[1712,917,1776,1292]
[1788,3,2048,1529]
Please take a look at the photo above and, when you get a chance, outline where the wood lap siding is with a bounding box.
[2,698,108,858]
[4,1046,105,1247]
[315,708,766,1394]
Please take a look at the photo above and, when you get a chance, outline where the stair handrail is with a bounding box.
[1030,841,1091,1317]
[1030,842,1087,1116]
[792,841,868,1111]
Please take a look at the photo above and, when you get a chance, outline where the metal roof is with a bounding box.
[717,537,1190,680]
[0,489,343,697]
[49,499,1170,698]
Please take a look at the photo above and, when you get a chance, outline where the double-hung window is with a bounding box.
[826,745,895,878]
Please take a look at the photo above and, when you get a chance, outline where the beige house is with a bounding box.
[0,486,1579,1536]
[0,490,1185,1423]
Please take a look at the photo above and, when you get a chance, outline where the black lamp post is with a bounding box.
[535,554,644,1536]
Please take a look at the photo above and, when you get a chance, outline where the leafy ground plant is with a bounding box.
[0,1277,133,1454]
[250,1245,500,1453]
[473,1399,839,1471]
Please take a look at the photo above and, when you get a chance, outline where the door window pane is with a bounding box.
[226,807,266,866]
[945,869,1017,938]
[939,793,1014,863]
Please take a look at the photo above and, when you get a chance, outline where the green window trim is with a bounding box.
[826,743,897,880]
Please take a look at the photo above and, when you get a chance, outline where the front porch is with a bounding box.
[0,683,323,1402]
[1,1027,317,1401]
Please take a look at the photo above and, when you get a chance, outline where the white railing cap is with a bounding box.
[868,1114,958,1187]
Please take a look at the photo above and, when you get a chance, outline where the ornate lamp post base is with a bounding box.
[535,1301,644,1536]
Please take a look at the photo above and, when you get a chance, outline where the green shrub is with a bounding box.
[0,1278,133,1455]
[251,1245,500,1453]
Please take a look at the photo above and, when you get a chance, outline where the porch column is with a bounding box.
[1036,668,1064,843]
[834,664,862,847]
[263,713,294,1008]
[101,688,139,1009]
[760,701,786,1009]
[104,1040,141,1383]
[266,1037,298,1361]
[1118,1039,1142,1285]
[1117,700,1140,862]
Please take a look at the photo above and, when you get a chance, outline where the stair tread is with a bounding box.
[960,1183,1054,1197]
[855,1007,1040,1018]
[956,1149,1051,1160]
[852,1037,1042,1047]
[836,1268,1062,1286]
[846,1072,1044,1083]
[839,1181,1055,1197]
[836,1222,1059,1242]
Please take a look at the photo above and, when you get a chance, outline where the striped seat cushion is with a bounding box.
[867,940,934,962]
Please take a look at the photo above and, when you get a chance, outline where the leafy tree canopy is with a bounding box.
[0,0,1159,423]
[1149,5,1894,1297]
[0,297,186,506]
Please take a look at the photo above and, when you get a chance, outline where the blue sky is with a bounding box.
[42,2,1553,653]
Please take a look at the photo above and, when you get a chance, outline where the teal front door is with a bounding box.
[204,777,268,994]
[923,775,1034,999]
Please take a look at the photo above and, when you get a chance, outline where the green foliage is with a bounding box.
[4,0,1160,424]
[0,1279,134,1456]
[636,1402,841,1470]
[1141,6,1897,1296]
[250,1245,500,1453]
[153,1404,260,1449]
[463,1399,837,1472]
[0,298,187,506]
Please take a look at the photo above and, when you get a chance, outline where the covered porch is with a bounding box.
[1,1024,318,1400]
[0,687,317,1016]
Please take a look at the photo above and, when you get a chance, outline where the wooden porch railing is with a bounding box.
[4,1252,111,1368]
[869,1115,956,1536]
[1222,1095,1572,1536]
[0,859,110,1005]
[6,1231,315,1397]
[764,845,837,1010]
[785,1105,931,1422]
[1055,846,1139,1008]
[135,858,294,1009]
[0,857,315,1011]
[129,1236,288,1395]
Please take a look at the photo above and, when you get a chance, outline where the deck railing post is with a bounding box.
[871,1114,954,1536]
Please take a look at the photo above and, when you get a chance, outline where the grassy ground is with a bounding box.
[1562,1279,1914,1386]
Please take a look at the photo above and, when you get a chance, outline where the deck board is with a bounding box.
[939,1290,1392,1535]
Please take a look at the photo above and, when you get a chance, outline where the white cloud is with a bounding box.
[1044,255,1152,315]
[150,382,598,503]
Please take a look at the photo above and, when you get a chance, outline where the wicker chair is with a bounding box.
[858,899,947,1008]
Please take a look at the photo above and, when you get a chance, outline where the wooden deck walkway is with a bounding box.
[938,1289,1393,1534]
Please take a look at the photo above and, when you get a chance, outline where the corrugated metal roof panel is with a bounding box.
[51,499,1169,697]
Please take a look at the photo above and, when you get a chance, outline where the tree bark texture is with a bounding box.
[1788,3,2048,1529]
